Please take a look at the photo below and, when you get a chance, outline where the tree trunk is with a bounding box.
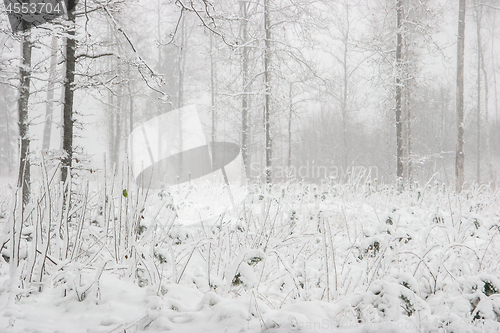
[406,86,412,184]
[475,1,481,184]
[478,3,493,185]
[128,67,134,134]
[62,1,76,183]
[210,31,217,171]
[42,35,58,152]
[456,0,466,192]
[177,15,186,178]
[493,11,499,124]
[106,25,115,168]
[240,0,250,179]
[481,47,493,185]
[264,0,272,184]
[395,0,404,190]
[156,5,163,165]
[177,16,185,109]
[18,26,32,208]
[288,83,293,169]
[1,87,14,176]
[341,2,350,171]
[114,89,122,165]
[108,99,115,164]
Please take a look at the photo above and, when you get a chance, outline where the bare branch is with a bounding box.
[480,3,500,10]
[74,6,101,16]
[174,0,235,47]
[162,8,185,45]
[75,52,117,60]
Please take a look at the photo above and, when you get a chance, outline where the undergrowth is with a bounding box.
[1,165,499,332]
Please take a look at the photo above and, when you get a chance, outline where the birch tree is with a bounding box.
[240,0,251,178]
[395,0,403,189]
[42,36,57,152]
[456,0,466,191]
[0,84,16,176]
[263,0,272,183]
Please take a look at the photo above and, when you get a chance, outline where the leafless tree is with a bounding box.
[61,0,77,183]
[456,0,466,192]
[17,25,32,208]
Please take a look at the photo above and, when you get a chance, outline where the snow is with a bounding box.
[1,182,500,332]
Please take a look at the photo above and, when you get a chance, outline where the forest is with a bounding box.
[0,0,499,332]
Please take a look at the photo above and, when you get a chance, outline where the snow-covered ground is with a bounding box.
[1,179,499,333]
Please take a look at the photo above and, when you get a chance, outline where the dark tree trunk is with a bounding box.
[62,1,76,183]
[18,26,32,208]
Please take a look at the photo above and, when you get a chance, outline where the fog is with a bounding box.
[1,0,499,187]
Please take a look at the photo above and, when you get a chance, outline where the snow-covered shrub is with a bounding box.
[1,174,500,332]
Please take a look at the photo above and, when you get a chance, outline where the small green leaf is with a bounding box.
[122,189,128,198]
